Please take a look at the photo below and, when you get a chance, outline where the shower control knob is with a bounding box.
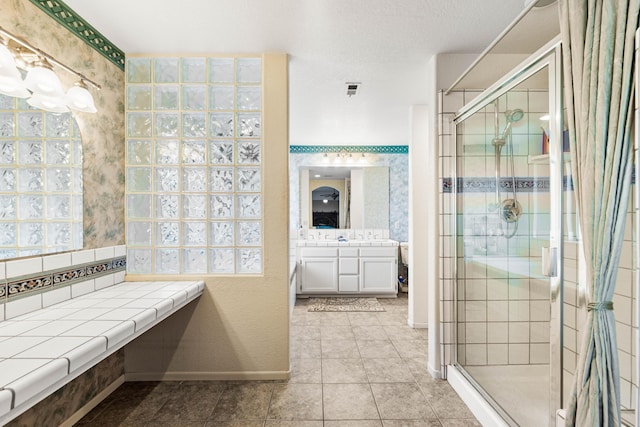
[500,198,522,223]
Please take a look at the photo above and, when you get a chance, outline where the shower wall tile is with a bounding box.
[530,343,549,364]
[508,343,529,364]
[487,344,508,364]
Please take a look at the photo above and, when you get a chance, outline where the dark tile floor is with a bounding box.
[75,294,479,426]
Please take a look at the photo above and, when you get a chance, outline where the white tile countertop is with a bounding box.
[0,280,204,425]
[296,239,399,247]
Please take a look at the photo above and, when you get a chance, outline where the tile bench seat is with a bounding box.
[0,280,204,425]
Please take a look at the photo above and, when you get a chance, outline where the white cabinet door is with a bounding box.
[339,275,359,292]
[300,257,338,293]
[360,257,397,293]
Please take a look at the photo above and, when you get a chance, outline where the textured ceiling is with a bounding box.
[64,0,526,146]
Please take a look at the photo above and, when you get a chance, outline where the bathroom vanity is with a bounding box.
[296,238,399,296]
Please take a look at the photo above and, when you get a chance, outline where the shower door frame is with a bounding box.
[451,39,563,426]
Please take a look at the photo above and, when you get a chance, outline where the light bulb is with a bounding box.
[66,81,97,113]
[0,44,29,98]
[27,93,69,113]
[24,58,65,97]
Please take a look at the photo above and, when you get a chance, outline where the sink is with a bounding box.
[297,239,399,247]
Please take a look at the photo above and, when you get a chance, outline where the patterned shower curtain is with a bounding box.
[559,0,638,425]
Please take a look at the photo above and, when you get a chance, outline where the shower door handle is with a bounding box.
[542,247,557,277]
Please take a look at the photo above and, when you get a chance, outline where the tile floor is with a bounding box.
[75,294,479,426]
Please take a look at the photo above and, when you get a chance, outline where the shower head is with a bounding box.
[505,109,524,123]
[499,109,524,140]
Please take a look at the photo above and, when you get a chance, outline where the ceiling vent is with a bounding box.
[346,82,361,97]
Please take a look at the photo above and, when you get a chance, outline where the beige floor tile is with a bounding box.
[371,383,437,420]
[320,312,351,325]
[404,358,433,382]
[291,325,321,340]
[348,312,382,326]
[383,325,427,340]
[264,421,324,426]
[357,340,401,359]
[204,421,264,427]
[323,383,380,420]
[391,339,428,359]
[322,338,361,358]
[291,338,322,359]
[268,383,323,420]
[352,325,389,341]
[382,420,442,426]
[363,358,415,383]
[439,420,481,426]
[375,312,408,326]
[325,421,384,426]
[209,382,273,421]
[322,325,356,340]
[427,395,475,420]
[152,383,224,421]
[147,421,209,427]
[322,358,369,383]
[416,379,456,400]
[289,358,322,383]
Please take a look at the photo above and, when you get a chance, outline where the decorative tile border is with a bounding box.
[28,0,125,70]
[4,256,126,299]
[442,177,552,193]
[441,173,636,193]
[290,145,408,154]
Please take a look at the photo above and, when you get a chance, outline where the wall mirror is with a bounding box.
[0,93,83,259]
[300,166,389,229]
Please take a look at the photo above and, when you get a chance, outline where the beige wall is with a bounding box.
[124,53,290,380]
[1,0,126,249]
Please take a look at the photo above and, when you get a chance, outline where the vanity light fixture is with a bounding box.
[0,26,101,113]
[0,40,29,98]
[539,114,550,121]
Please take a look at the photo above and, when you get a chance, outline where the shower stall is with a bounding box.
[444,40,639,426]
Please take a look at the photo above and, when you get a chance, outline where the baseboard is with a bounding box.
[125,370,291,382]
[428,363,442,379]
[407,318,428,329]
[60,375,125,427]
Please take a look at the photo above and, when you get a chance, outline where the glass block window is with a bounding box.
[125,56,263,274]
[0,95,83,258]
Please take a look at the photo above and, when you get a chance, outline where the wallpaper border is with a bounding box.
[290,145,409,154]
[28,0,125,70]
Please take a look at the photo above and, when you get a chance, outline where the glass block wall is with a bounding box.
[125,56,263,274]
[0,94,83,259]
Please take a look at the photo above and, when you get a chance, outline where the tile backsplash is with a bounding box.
[0,245,126,321]
[298,228,391,241]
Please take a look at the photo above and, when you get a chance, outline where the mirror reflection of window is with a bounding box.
[311,186,339,228]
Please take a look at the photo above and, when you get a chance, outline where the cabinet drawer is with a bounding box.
[300,247,338,257]
[359,247,397,257]
[339,258,359,274]
[339,247,359,257]
[339,275,359,292]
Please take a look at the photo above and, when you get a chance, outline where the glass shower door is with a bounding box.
[453,48,562,427]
